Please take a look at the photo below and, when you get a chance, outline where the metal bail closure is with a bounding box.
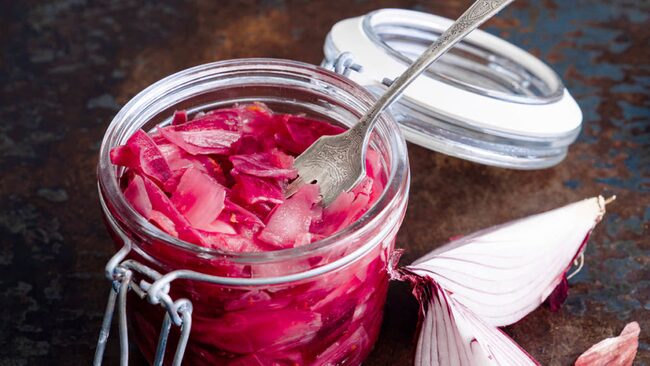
[322,52,364,77]
[93,242,193,366]
[322,8,583,169]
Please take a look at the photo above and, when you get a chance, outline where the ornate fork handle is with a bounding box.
[350,0,514,143]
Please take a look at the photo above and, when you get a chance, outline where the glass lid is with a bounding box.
[322,8,583,169]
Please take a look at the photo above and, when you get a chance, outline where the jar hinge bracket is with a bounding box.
[323,52,363,77]
[93,243,193,366]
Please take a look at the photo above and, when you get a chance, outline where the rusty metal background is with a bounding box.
[0,1,648,365]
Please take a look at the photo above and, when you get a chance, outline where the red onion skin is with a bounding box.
[547,275,569,312]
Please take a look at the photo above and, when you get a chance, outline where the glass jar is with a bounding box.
[97,59,410,365]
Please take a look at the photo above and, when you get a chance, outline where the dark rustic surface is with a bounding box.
[1,0,648,365]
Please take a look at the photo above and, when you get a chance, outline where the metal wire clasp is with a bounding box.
[93,242,193,366]
[322,52,363,77]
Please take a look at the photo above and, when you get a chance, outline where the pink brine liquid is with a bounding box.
[107,103,395,365]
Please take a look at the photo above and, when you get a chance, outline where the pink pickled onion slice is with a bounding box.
[365,148,382,182]
[258,184,321,248]
[171,110,187,126]
[220,199,267,242]
[160,125,241,155]
[123,174,152,218]
[414,281,539,366]
[224,198,264,227]
[313,325,371,366]
[110,129,172,184]
[149,210,178,236]
[351,176,373,197]
[174,111,240,132]
[233,102,274,125]
[232,104,279,154]
[361,149,385,204]
[109,145,134,166]
[232,173,284,206]
[228,352,303,366]
[239,103,279,136]
[196,230,263,253]
[170,167,226,230]
[575,321,640,366]
[201,219,237,235]
[150,130,167,145]
[230,149,297,179]
[232,134,275,155]
[141,175,204,244]
[275,114,345,154]
[407,196,607,327]
[156,142,226,185]
[224,290,272,312]
[194,308,322,354]
[161,168,186,193]
[315,191,370,236]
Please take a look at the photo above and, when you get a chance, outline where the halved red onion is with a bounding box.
[575,322,640,366]
[405,197,609,366]
[407,196,607,327]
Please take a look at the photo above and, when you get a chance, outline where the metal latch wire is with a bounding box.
[93,240,193,366]
[322,52,363,77]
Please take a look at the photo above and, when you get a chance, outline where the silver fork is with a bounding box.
[287,0,514,205]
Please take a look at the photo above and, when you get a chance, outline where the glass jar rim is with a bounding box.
[360,8,565,105]
[97,58,409,265]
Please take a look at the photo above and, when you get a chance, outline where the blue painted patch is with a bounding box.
[619,101,650,123]
[602,257,643,281]
[565,295,587,316]
[574,95,601,124]
[605,214,644,237]
[569,264,591,284]
[608,148,618,157]
[563,179,581,189]
[596,175,649,193]
[594,161,615,170]
[610,81,648,94]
